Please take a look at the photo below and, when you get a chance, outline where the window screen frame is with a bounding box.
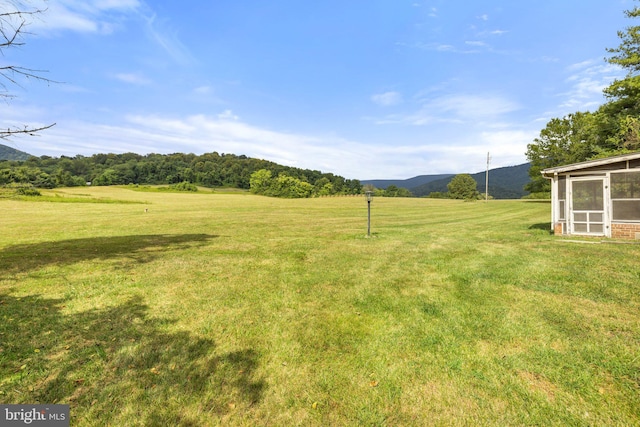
[610,170,640,223]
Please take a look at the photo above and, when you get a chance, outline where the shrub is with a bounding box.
[15,186,41,196]
[171,181,198,192]
[522,192,551,200]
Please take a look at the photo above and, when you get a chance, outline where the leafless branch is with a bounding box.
[0,122,56,139]
[0,2,55,139]
[0,7,46,48]
[0,65,57,89]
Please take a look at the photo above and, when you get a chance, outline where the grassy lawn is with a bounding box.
[1,187,638,426]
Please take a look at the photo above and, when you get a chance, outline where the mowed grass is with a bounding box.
[1,187,639,426]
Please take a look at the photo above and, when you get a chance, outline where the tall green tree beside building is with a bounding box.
[526,1,640,193]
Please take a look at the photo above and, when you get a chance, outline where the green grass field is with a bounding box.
[1,187,639,426]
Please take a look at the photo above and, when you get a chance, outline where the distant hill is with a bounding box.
[0,143,32,161]
[363,163,532,199]
[362,174,454,190]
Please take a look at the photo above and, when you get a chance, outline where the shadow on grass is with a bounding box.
[529,222,552,232]
[0,234,217,276]
[0,293,266,425]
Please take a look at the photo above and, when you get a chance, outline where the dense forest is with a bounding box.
[0,147,536,199]
[0,152,363,197]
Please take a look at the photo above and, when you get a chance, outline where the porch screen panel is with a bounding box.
[572,180,604,211]
[612,172,640,221]
[574,223,588,233]
[613,201,640,220]
[590,223,604,233]
[558,176,566,220]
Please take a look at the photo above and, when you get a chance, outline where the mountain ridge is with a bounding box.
[362,163,532,199]
[0,143,32,161]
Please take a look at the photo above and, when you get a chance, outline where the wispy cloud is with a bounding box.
[371,91,403,107]
[30,0,141,34]
[413,42,478,54]
[94,0,140,8]
[217,110,239,121]
[558,61,623,111]
[432,94,520,118]
[142,13,195,66]
[28,1,194,66]
[113,72,152,85]
[374,93,520,126]
[414,40,509,55]
[194,86,212,95]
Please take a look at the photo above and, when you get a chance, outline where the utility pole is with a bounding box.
[485,152,491,202]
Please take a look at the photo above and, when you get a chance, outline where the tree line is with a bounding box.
[0,152,363,196]
[526,2,640,195]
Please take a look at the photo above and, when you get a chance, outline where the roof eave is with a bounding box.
[541,151,640,177]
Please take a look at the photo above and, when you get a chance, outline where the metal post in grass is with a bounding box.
[485,151,491,202]
[365,191,373,237]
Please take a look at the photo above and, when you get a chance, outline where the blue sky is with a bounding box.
[0,0,632,179]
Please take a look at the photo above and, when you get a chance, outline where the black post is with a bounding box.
[367,199,371,237]
[365,190,373,237]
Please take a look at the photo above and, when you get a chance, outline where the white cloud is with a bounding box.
[217,110,239,121]
[1,95,531,179]
[566,60,597,72]
[371,91,403,107]
[430,43,456,52]
[114,73,152,85]
[480,129,538,158]
[378,93,520,126]
[434,94,520,118]
[558,62,623,112]
[194,86,211,94]
[415,41,489,55]
[26,0,193,65]
[4,106,525,179]
[28,0,142,34]
[94,0,140,9]
[35,3,99,33]
[143,13,194,65]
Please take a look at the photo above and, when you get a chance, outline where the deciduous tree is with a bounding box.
[447,174,478,200]
[525,112,599,192]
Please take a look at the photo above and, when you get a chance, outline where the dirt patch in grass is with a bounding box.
[518,370,559,401]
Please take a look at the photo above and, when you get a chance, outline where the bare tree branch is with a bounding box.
[0,122,56,139]
[0,65,57,90]
[0,2,55,139]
